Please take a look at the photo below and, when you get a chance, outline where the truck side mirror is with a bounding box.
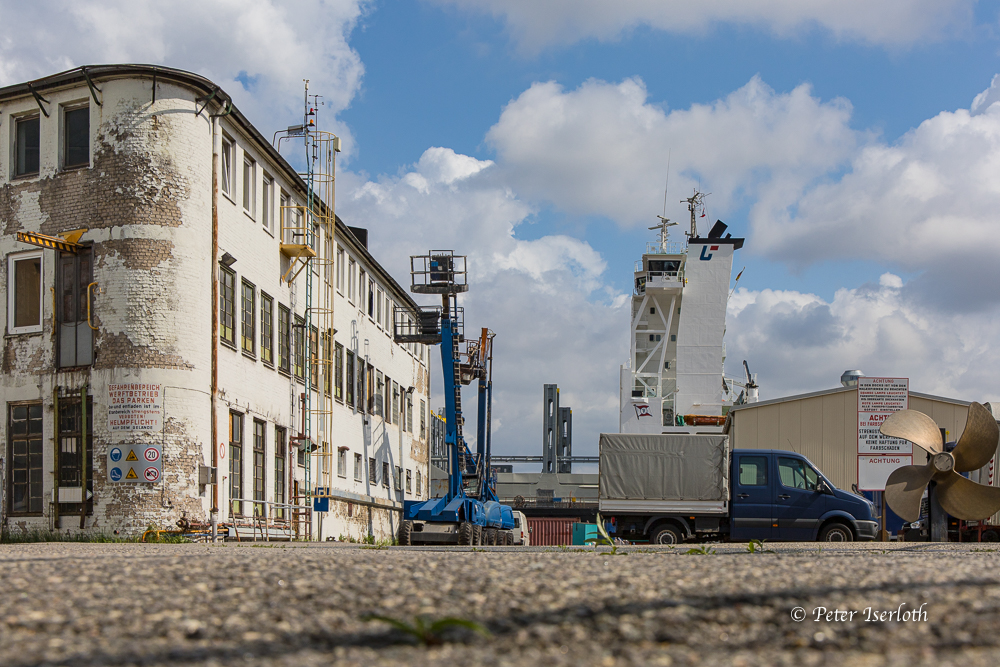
[817,480,832,495]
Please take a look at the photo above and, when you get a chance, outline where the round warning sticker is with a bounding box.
[109,447,123,462]
[109,467,122,482]
[219,443,226,460]
[143,447,160,462]
[144,466,160,482]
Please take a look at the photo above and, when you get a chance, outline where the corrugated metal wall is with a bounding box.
[729,388,972,491]
[527,517,580,546]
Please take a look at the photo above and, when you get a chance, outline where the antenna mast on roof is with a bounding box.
[682,189,709,238]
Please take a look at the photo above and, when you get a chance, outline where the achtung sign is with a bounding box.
[107,445,162,483]
[857,377,909,491]
[108,383,163,432]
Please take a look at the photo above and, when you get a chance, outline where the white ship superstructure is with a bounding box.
[620,192,746,434]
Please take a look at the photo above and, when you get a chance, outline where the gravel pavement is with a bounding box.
[3,541,1000,666]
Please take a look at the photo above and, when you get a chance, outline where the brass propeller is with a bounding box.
[879,402,1000,522]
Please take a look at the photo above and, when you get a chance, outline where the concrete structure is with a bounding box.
[542,384,573,473]
[724,385,982,491]
[620,196,745,434]
[0,65,430,540]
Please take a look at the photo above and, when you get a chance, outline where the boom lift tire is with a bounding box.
[473,524,483,545]
[458,522,474,545]
[650,525,683,545]
[505,531,513,545]
[398,520,413,546]
[818,522,853,542]
[485,528,496,545]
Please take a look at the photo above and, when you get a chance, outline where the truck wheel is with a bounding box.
[982,530,999,542]
[818,523,853,542]
[458,522,474,545]
[398,521,413,546]
[505,531,513,545]
[473,524,483,545]
[650,525,682,545]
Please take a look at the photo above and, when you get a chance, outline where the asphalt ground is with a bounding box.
[3,541,1000,666]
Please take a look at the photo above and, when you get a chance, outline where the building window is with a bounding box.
[241,279,255,356]
[392,382,400,424]
[57,248,94,367]
[348,259,356,303]
[229,411,244,516]
[293,315,305,381]
[336,246,345,292]
[406,469,412,494]
[420,399,426,438]
[368,278,375,318]
[385,296,392,331]
[346,351,355,408]
[8,403,43,514]
[219,266,236,347]
[221,136,234,197]
[261,293,273,366]
[278,304,291,374]
[253,419,266,508]
[366,364,374,414]
[354,453,362,481]
[376,287,382,326]
[395,466,402,491]
[323,330,333,396]
[383,462,390,488]
[243,156,256,218]
[310,325,319,389]
[406,393,413,433]
[275,427,286,516]
[416,469,422,497]
[369,457,377,485]
[64,106,90,169]
[57,394,94,515]
[337,448,347,478]
[334,342,344,401]
[279,192,290,241]
[14,115,40,177]
[262,174,273,233]
[376,371,384,417]
[7,251,43,334]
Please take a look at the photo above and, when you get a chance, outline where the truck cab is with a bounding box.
[730,449,878,542]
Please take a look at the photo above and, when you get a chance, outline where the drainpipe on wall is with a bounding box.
[210,112,220,542]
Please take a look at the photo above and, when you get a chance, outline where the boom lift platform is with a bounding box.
[394,251,516,545]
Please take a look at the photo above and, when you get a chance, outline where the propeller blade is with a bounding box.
[934,472,1000,521]
[884,463,936,522]
[952,402,999,473]
[879,410,943,455]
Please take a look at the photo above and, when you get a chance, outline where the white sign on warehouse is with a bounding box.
[108,383,163,432]
[857,377,910,491]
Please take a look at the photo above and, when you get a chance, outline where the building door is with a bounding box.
[57,394,94,516]
[730,453,772,540]
[57,248,93,368]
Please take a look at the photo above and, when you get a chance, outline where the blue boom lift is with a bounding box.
[394,251,516,545]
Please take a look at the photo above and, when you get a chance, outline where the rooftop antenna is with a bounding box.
[649,151,678,251]
[682,189,709,238]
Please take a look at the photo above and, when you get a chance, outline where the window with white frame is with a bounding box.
[336,246,344,292]
[375,287,382,326]
[221,136,235,197]
[14,115,40,178]
[395,465,402,491]
[63,105,90,169]
[416,469,422,497]
[262,174,273,233]
[406,469,412,494]
[7,251,43,334]
[243,156,256,217]
[279,191,290,241]
[337,447,347,478]
[348,258,356,303]
[354,453,362,481]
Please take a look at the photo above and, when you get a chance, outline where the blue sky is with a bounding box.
[5,0,1000,463]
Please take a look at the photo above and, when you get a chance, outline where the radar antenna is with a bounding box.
[682,189,710,238]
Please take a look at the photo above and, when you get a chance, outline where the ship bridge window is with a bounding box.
[647,260,680,273]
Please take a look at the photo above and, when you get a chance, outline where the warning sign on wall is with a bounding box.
[107,445,162,483]
[857,377,910,491]
[108,383,163,432]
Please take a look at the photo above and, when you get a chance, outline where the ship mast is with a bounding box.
[682,190,709,238]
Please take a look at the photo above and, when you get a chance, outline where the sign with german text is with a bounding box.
[108,383,163,432]
[858,455,912,492]
[858,377,910,454]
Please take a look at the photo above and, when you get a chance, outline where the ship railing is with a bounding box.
[645,241,687,255]
[634,270,684,295]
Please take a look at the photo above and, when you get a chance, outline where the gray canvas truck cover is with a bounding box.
[599,433,728,502]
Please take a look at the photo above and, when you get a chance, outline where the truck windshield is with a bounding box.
[777,457,820,490]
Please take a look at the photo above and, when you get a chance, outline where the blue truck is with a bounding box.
[599,433,878,544]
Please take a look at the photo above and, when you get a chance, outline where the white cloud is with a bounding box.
[432,0,974,52]
[726,275,1000,403]
[338,147,627,457]
[486,75,858,229]
[0,0,368,152]
[752,76,1000,311]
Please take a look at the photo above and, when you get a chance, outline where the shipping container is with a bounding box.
[527,517,580,546]
[572,522,601,545]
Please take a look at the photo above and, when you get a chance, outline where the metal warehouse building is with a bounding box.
[723,384,984,492]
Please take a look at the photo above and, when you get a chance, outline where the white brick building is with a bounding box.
[0,65,430,540]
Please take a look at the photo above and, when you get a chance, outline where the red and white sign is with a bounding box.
[858,455,912,492]
[108,383,163,432]
[857,377,910,491]
[219,443,226,460]
[143,447,160,462]
[144,466,160,482]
